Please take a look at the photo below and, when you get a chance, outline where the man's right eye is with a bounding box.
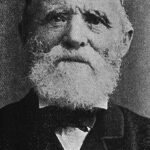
[44,12,68,26]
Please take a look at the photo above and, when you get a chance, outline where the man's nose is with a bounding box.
[62,15,88,50]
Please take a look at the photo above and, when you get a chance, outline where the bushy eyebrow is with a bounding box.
[48,9,70,14]
[83,9,112,28]
[43,6,112,28]
[39,9,70,25]
[95,10,112,28]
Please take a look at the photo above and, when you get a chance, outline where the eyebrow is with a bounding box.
[44,6,112,28]
[86,10,112,28]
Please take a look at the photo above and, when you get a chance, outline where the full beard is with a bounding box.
[27,39,121,110]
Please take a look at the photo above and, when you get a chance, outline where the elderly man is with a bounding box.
[0,0,150,150]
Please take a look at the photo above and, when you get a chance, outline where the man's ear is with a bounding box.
[121,28,134,57]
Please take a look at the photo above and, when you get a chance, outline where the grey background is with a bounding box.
[0,0,150,118]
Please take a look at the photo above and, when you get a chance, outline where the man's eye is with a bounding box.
[84,13,101,25]
[45,13,68,23]
[84,12,112,29]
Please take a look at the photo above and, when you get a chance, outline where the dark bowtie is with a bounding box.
[38,106,101,132]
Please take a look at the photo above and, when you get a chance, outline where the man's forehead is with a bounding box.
[32,0,122,13]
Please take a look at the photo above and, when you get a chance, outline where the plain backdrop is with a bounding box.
[0,0,150,118]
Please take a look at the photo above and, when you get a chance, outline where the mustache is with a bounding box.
[27,39,98,71]
[54,55,95,71]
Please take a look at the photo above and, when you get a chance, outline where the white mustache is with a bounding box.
[54,54,95,71]
[30,43,105,72]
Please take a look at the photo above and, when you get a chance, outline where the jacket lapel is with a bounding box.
[97,105,124,150]
[81,105,124,150]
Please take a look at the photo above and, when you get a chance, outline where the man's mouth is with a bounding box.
[54,56,94,70]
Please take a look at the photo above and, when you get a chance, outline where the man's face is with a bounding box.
[24,0,131,109]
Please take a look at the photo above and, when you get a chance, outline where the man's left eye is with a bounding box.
[83,12,112,29]
[84,13,101,25]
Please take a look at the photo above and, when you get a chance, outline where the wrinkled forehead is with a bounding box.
[31,0,122,14]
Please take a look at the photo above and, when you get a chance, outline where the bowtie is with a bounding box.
[38,106,100,132]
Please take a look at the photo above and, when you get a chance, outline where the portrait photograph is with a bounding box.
[0,0,150,150]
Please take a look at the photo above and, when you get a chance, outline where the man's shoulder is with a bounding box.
[0,100,25,134]
[95,104,150,150]
[115,104,150,123]
[99,103,150,133]
[108,104,150,140]
[0,90,38,133]
[0,100,21,121]
[0,94,29,119]
[108,103,149,119]
[109,104,150,126]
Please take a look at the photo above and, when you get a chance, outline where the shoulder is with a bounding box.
[0,91,39,149]
[109,103,150,121]
[113,104,150,147]
[109,104,150,129]
[0,100,24,134]
[0,89,38,124]
[0,100,21,120]
[115,104,150,124]
[106,104,150,136]
[0,89,38,134]
[0,101,23,149]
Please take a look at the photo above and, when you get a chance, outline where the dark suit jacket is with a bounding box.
[0,89,150,150]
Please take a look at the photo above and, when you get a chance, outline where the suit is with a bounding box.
[0,89,150,150]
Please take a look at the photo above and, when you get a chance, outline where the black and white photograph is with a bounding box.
[0,0,150,149]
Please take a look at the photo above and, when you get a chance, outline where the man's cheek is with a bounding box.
[89,33,113,51]
[35,26,64,44]
[29,33,61,53]
[90,39,121,67]
[89,38,111,60]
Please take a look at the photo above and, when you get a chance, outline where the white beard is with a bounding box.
[28,43,120,110]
